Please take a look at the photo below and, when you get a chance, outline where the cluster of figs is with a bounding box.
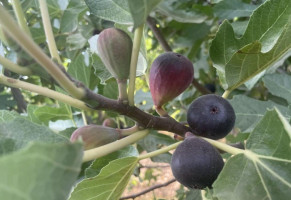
[70,28,236,190]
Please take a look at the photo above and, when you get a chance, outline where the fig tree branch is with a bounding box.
[0,5,85,99]
[146,16,211,95]
[85,88,191,136]
[120,178,176,200]
[39,0,62,64]
[0,75,92,112]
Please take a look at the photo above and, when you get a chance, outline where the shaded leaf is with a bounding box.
[213,109,291,200]
[127,0,162,28]
[210,0,291,90]
[0,110,19,122]
[85,0,133,24]
[230,95,290,132]
[0,142,83,200]
[263,73,291,104]
[69,157,138,200]
[213,0,258,20]
[157,0,209,23]
[0,117,68,155]
[68,53,91,87]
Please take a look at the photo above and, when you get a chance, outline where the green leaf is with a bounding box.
[0,142,83,200]
[27,104,42,124]
[33,105,72,125]
[60,0,87,33]
[213,109,291,200]
[213,0,258,20]
[68,53,91,87]
[230,95,290,132]
[138,131,176,163]
[157,0,210,23]
[263,73,291,104]
[66,32,88,51]
[85,0,133,24]
[210,0,291,90]
[0,110,19,122]
[0,117,68,155]
[127,0,162,28]
[69,157,138,200]
[85,145,138,178]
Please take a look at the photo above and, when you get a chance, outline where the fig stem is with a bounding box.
[155,106,169,117]
[11,0,31,37]
[138,141,182,160]
[0,6,86,99]
[117,79,129,102]
[0,55,32,75]
[222,90,231,99]
[119,124,140,136]
[38,0,62,64]
[0,74,93,112]
[128,24,144,106]
[202,137,244,155]
[82,129,149,162]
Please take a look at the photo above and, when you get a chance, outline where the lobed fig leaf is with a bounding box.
[171,136,224,189]
[97,28,133,80]
[149,52,194,108]
[70,125,120,150]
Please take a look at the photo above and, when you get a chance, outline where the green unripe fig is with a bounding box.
[70,125,120,150]
[171,136,224,189]
[187,94,235,140]
[97,28,133,80]
[149,52,194,108]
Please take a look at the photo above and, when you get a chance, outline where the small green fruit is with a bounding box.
[97,28,133,80]
[70,125,120,150]
[171,136,224,189]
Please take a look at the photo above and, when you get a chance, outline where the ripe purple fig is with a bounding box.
[97,28,133,80]
[70,125,120,150]
[149,52,194,108]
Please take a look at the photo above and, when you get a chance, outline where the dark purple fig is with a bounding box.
[187,94,235,140]
[97,28,132,80]
[70,125,120,150]
[102,118,117,128]
[149,52,194,108]
[171,136,224,189]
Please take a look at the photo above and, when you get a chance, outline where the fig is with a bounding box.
[70,125,120,150]
[187,94,235,140]
[149,52,194,108]
[102,118,118,128]
[97,28,132,80]
[171,136,224,189]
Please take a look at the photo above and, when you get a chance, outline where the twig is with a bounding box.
[146,17,172,52]
[120,178,176,200]
[192,78,211,95]
[11,0,31,37]
[146,16,211,95]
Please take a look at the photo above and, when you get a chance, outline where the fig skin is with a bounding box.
[70,125,120,150]
[102,118,118,128]
[187,94,235,140]
[171,136,224,189]
[149,52,194,107]
[97,28,132,80]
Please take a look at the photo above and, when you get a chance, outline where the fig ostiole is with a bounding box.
[171,135,224,189]
[187,94,236,140]
[149,52,194,115]
[102,118,118,128]
[70,125,121,150]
